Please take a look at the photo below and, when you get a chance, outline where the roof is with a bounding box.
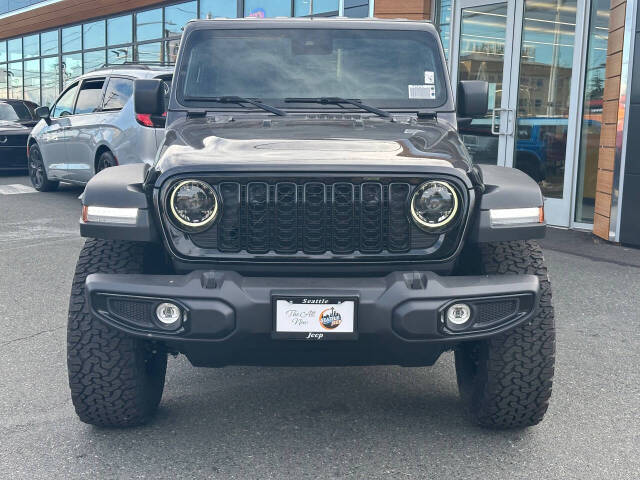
[75,65,174,80]
[184,17,437,33]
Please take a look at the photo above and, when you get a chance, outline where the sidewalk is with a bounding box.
[541,227,640,268]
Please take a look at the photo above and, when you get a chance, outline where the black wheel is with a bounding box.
[96,150,117,173]
[455,240,555,429]
[67,239,167,427]
[28,144,59,192]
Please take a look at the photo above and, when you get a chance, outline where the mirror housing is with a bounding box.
[134,79,164,115]
[457,80,489,118]
[35,106,51,124]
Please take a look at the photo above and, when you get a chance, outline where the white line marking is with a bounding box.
[0,184,37,195]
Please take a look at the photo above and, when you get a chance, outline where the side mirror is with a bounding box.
[457,80,489,118]
[134,79,164,115]
[35,106,51,124]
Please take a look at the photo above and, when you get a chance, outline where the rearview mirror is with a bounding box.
[134,79,164,115]
[457,81,489,118]
[35,106,51,124]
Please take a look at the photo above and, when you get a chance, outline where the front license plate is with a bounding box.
[272,296,357,340]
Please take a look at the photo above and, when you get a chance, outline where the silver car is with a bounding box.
[27,65,172,191]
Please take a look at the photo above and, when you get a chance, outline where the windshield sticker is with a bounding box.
[409,85,436,99]
[424,71,435,84]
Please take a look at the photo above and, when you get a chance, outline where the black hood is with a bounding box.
[154,116,473,178]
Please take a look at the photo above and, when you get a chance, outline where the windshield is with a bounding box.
[0,102,32,122]
[177,28,447,110]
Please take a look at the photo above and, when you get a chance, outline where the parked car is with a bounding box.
[69,18,554,430]
[27,65,172,191]
[0,99,39,172]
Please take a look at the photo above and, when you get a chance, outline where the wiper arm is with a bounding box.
[182,95,287,116]
[285,97,391,118]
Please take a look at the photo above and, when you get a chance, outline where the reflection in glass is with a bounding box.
[108,15,133,46]
[136,8,163,42]
[575,0,609,223]
[41,57,60,107]
[23,34,39,58]
[8,38,22,61]
[200,0,238,18]
[84,20,106,50]
[164,39,180,65]
[344,0,369,18]
[244,0,291,18]
[165,2,197,37]
[437,0,452,59]
[513,0,577,198]
[0,41,6,63]
[136,42,162,64]
[62,53,82,86]
[108,46,133,64]
[8,61,23,99]
[0,64,7,97]
[84,50,106,73]
[62,25,82,53]
[41,30,59,56]
[23,59,40,104]
[294,0,338,16]
[457,3,508,165]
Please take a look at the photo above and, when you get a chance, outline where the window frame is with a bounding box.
[73,76,107,115]
[51,80,80,118]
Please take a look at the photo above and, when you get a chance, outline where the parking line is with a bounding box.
[0,184,37,195]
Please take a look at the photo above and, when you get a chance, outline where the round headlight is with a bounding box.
[169,180,219,229]
[410,181,459,230]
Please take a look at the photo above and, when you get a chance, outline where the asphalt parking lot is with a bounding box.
[1,173,638,479]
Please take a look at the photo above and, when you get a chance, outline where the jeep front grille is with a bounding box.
[161,176,468,261]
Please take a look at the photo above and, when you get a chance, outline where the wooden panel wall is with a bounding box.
[374,0,432,20]
[0,0,165,39]
[593,0,626,240]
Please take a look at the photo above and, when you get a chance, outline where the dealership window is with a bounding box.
[23,59,40,104]
[62,53,82,86]
[294,0,338,16]
[41,30,58,56]
[84,50,106,73]
[165,2,197,37]
[434,0,452,60]
[23,34,39,58]
[136,42,162,63]
[344,0,369,17]
[137,8,163,42]
[0,65,7,98]
[62,25,82,53]
[107,15,133,46]
[83,20,106,50]
[575,0,609,224]
[200,0,237,18]
[8,38,22,61]
[0,41,6,63]
[244,0,292,17]
[8,61,23,99]
[41,56,60,107]
[108,46,133,65]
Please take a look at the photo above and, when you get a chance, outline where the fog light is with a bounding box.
[155,302,182,327]
[446,303,472,330]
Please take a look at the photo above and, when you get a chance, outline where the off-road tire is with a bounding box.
[28,144,59,192]
[67,239,167,427]
[455,240,555,429]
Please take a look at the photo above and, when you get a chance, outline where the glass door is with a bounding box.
[451,0,586,227]
[450,0,518,168]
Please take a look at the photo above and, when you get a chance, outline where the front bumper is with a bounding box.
[86,270,539,367]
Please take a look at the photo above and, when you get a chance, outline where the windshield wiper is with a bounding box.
[285,97,391,118]
[182,95,287,116]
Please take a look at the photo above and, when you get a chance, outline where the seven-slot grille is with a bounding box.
[182,178,445,256]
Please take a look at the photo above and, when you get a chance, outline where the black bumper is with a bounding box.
[86,270,540,367]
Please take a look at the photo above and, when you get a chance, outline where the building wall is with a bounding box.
[593,0,626,240]
[374,0,431,20]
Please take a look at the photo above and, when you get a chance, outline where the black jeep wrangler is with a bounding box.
[68,18,554,429]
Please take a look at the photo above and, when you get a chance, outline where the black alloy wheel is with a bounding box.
[28,144,59,192]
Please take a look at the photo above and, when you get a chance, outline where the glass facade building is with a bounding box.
[0,0,371,106]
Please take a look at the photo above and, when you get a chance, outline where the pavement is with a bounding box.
[0,173,638,479]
